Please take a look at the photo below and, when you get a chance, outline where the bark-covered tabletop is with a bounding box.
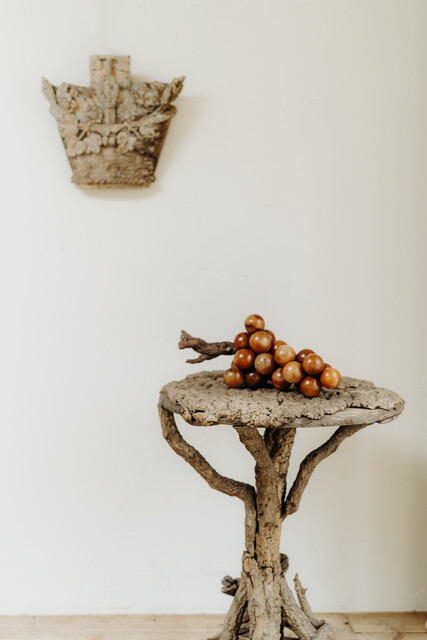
[158,371,404,640]
[159,370,403,429]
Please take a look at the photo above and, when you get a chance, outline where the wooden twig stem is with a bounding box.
[159,405,255,505]
[282,424,367,520]
[179,330,235,364]
[294,574,323,628]
[158,405,257,553]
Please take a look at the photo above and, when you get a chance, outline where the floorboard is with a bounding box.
[0,612,424,640]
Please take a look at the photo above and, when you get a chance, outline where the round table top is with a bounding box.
[159,370,404,429]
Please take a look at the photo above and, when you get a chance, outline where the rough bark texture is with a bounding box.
[160,370,404,428]
[158,373,404,640]
[179,331,235,364]
[43,55,184,188]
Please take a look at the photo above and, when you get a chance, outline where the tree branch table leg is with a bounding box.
[159,406,369,640]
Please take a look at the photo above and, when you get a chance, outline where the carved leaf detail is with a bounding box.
[139,86,162,111]
[137,111,171,138]
[67,139,86,157]
[55,83,103,124]
[74,93,103,124]
[160,76,184,106]
[42,78,66,120]
[56,83,73,111]
[117,131,137,154]
[85,133,102,154]
[59,123,79,150]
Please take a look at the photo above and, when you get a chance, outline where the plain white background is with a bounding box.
[0,0,426,615]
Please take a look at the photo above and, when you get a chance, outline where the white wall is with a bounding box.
[0,0,426,615]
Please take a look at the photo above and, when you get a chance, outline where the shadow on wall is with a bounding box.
[80,95,203,201]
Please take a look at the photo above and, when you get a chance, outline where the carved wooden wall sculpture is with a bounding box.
[42,56,184,188]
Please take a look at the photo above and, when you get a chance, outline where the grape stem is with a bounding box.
[179,330,235,364]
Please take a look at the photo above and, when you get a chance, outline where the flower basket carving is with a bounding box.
[43,55,184,188]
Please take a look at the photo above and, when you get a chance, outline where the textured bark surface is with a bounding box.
[160,370,404,428]
[179,331,235,364]
[158,373,404,640]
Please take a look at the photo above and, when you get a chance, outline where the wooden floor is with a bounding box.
[0,612,424,640]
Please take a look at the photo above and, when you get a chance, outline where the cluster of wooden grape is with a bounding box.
[224,314,341,398]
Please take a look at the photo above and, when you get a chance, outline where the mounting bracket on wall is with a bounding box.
[42,56,184,188]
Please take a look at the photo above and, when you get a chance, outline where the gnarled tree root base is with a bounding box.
[158,405,373,640]
[210,561,333,640]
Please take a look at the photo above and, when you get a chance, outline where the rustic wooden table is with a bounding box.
[158,371,404,640]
